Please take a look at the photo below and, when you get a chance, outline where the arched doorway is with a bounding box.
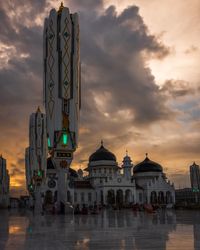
[44,190,53,205]
[100,190,104,205]
[150,191,157,204]
[107,190,115,205]
[116,189,123,207]
[125,189,131,204]
[166,191,172,204]
[54,191,57,202]
[158,191,165,204]
[67,191,71,203]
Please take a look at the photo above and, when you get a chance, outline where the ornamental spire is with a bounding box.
[36,106,41,113]
[145,152,149,160]
[58,2,64,14]
[101,140,103,146]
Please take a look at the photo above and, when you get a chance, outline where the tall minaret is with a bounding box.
[122,151,133,179]
[43,3,81,207]
[43,2,81,168]
[25,107,47,194]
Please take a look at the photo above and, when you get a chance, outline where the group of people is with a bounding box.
[34,201,168,215]
[74,203,99,215]
[132,203,162,213]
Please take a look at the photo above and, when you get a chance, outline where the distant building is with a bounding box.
[0,155,10,208]
[190,162,200,192]
[175,188,200,204]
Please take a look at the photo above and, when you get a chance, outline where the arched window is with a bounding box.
[116,189,123,207]
[125,189,131,204]
[139,193,143,203]
[158,191,164,204]
[74,192,77,202]
[107,190,115,205]
[150,191,157,204]
[81,192,85,203]
[67,191,71,202]
[166,191,172,204]
[88,193,92,202]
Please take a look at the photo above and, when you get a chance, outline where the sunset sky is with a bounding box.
[0,0,199,196]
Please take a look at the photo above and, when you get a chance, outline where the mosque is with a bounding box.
[25,3,175,212]
[44,141,175,208]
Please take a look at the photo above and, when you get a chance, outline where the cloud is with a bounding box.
[160,79,196,98]
[69,0,103,11]
[10,166,24,177]
[69,3,174,165]
[185,45,198,54]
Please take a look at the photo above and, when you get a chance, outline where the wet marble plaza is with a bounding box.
[0,209,200,250]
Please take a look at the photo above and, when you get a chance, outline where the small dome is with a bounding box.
[89,142,116,162]
[69,168,78,178]
[122,151,133,168]
[77,169,83,178]
[191,162,199,167]
[133,154,163,174]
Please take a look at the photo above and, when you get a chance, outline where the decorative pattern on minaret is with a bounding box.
[47,18,55,119]
[62,16,71,100]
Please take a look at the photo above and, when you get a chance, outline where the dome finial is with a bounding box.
[37,106,41,113]
[126,149,128,156]
[146,152,148,158]
[101,139,103,146]
[58,2,64,13]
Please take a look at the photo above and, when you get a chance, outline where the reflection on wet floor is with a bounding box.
[0,209,200,250]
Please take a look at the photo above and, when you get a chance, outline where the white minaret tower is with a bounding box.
[25,147,32,190]
[43,3,81,207]
[122,151,133,179]
[25,107,47,208]
[29,107,47,181]
[43,2,81,165]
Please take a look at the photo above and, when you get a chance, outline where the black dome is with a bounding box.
[133,156,163,174]
[89,144,116,162]
[69,168,78,178]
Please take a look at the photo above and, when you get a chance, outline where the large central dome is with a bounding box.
[89,142,116,162]
[133,155,163,174]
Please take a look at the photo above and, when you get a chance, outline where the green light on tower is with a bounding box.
[192,188,199,193]
[29,184,33,191]
[38,170,42,177]
[62,133,68,145]
[47,137,51,148]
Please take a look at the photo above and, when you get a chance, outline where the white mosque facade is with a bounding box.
[42,142,175,209]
